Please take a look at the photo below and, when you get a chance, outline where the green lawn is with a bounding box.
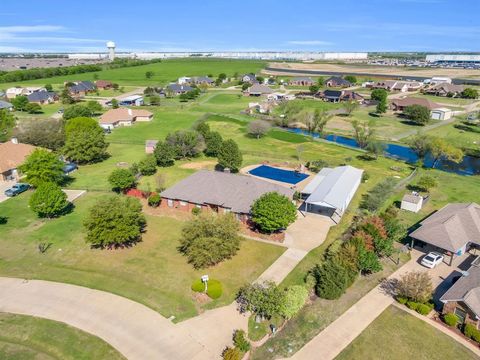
[336,306,478,360]
[0,193,285,322]
[414,93,476,106]
[0,313,124,360]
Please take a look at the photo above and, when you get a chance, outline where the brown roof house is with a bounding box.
[0,139,37,181]
[391,97,441,112]
[160,170,294,222]
[243,84,274,97]
[95,80,113,90]
[289,77,315,86]
[441,256,480,327]
[325,76,352,88]
[373,80,423,92]
[99,108,153,130]
[424,83,465,97]
[409,203,480,263]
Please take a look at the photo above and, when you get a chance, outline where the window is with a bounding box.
[454,307,467,325]
[179,201,187,206]
[195,204,202,209]
[167,199,173,207]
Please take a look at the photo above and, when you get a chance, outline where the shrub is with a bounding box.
[191,279,223,299]
[247,120,271,139]
[464,324,480,343]
[108,169,136,192]
[404,105,431,125]
[416,175,437,192]
[396,296,408,305]
[29,182,69,218]
[236,282,283,319]
[443,313,458,327]
[217,139,243,172]
[251,192,297,233]
[222,347,241,360]
[416,303,432,316]
[406,301,419,311]
[147,193,161,207]
[313,259,357,300]
[306,160,328,173]
[154,141,176,167]
[279,285,309,319]
[166,130,204,159]
[18,148,65,187]
[396,271,433,303]
[138,155,157,176]
[233,330,251,352]
[179,213,240,269]
[191,207,201,215]
[360,178,397,212]
[204,131,223,157]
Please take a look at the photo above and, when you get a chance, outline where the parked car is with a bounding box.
[4,183,30,197]
[63,162,78,174]
[421,252,444,268]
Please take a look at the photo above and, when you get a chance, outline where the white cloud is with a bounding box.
[287,40,332,46]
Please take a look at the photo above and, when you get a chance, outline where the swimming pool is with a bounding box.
[249,165,309,184]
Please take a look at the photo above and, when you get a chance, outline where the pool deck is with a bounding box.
[241,163,313,192]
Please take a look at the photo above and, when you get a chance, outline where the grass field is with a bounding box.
[413,93,477,106]
[336,306,478,360]
[0,192,285,322]
[0,313,124,360]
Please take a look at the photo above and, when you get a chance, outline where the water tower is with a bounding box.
[106,41,116,61]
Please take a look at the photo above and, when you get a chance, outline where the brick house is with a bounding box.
[325,76,352,88]
[159,170,294,222]
[289,77,315,86]
[99,108,153,130]
[95,80,113,90]
[0,139,37,182]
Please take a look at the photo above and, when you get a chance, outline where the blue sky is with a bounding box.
[1,0,478,53]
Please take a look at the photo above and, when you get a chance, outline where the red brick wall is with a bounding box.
[443,301,479,327]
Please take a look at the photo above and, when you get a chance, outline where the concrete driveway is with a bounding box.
[285,212,334,251]
[0,180,15,203]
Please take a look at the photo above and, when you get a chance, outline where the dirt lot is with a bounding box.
[265,62,480,80]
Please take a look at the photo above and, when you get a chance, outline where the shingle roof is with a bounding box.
[247,84,274,94]
[167,84,193,92]
[0,100,13,109]
[291,77,314,82]
[410,203,480,252]
[27,90,56,102]
[441,259,480,317]
[100,108,153,124]
[326,76,352,86]
[0,141,37,173]
[391,97,441,110]
[402,194,422,204]
[160,170,294,214]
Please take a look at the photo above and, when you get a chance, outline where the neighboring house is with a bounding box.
[178,76,191,85]
[391,97,441,112]
[441,256,480,328]
[145,140,158,154]
[401,193,423,213]
[0,139,37,182]
[95,80,113,89]
[68,81,96,97]
[424,83,465,97]
[27,90,58,104]
[0,100,13,111]
[301,165,363,223]
[325,76,352,88]
[160,170,294,222]
[118,95,144,106]
[431,107,453,121]
[409,203,480,264]
[372,80,422,92]
[431,77,452,85]
[99,108,153,130]
[244,84,274,96]
[166,84,193,95]
[267,93,296,101]
[321,90,364,103]
[191,76,214,85]
[6,86,45,99]
[242,73,258,84]
[289,77,315,86]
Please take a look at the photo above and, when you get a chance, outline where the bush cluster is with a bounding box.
[191,279,223,299]
[444,313,459,327]
[360,178,397,212]
[464,324,480,342]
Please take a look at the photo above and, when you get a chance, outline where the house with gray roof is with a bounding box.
[0,100,13,111]
[68,81,96,97]
[325,76,352,88]
[289,77,315,86]
[27,90,58,104]
[302,165,363,222]
[160,170,294,222]
[244,84,274,96]
[166,83,193,95]
[409,203,480,264]
[441,256,480,327]
[242,73,258,84]
[191,76,214,85]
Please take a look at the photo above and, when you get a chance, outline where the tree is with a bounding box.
[204,131,223,157]
[217,139,242,172]
[138,155,157,176]
[317,77,325,86]
[63,104,93,120]
[416,175,437,192]
[247,120,271,139]
[365,139,386,159]
[179,213,240,269]
[256,76,265,84]
[25,102,42,114]
[29,182,69,218]
[18,149,65,187]
[309,84,320,93]
[108,168,136,192]
[86,100,103,115]
[11,95,29,111]
[407,132,431,164]
[342,101,359,116]
[14,118,65,150]
[194,121,210,138]
[376,99,388,114]
[153,141,176,166]
[371,89,388,102]
[218,73,227,81]
[63,117,108,163]
[313,109,332,136]
[296,110,316,134]
[251,192,297,233]
[396,271,433,303]
[313,259,356,299]
[0,109,15,142]
[44,84,53,91]
[110,99,119,108]
[199,82,209,92]
[279,285,308,319]
[145,71,154,79]
[149,94,161,106]
[461,88,479,99]
[429,137,463,168]
[358,247,382,274]
[165,130,204,159]
[344,75,357,84]
[404,105,431,125]
[241,82,250,91]
[83,196,146,248]
[352,119,374,149]
[60,88,75,104]
[236,282,283,319]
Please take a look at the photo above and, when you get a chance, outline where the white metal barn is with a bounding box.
[302,166,363,222]
[431,108,453,121]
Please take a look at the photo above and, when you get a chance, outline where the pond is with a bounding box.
[285,128,480,176]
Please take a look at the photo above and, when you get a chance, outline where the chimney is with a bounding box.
[11,137,18,144]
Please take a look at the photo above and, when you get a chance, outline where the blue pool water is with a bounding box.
[249,165,309,184]
[285,128,480,176]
